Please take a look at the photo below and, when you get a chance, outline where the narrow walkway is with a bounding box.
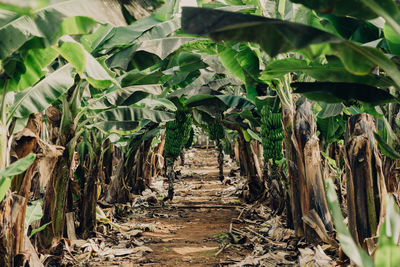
[134,148,249,266]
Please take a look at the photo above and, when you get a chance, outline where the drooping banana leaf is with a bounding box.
[292,82,399,106]
[0,0,127,59]
[106,37,198,70]
[55,36,117,89]
[290,0,400,38]
[8,47,58,92]
[134,98,177,112]
[8,64,75,122]
[181,7,341,57]
[89,84,163,110]
[99,17,181,52]
[88,107,174,133]
[182,8,400,88]
[373,132,400,159]
[261,58,393,88]
[217,44,259,100]
[289,0,376,20]
[119,69,164,87]
[185,94,255,110]
[384,24,400,55]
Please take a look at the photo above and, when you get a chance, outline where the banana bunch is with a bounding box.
[207,120,224,141]
[165,110,193,159]
[260,106,283,161]
[184,127,195,149]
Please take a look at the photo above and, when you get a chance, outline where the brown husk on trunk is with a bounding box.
[344,113,387,246]
[283,100,333,240]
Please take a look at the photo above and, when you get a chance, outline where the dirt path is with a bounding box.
[62,147,336,266]
[131,148,249,266]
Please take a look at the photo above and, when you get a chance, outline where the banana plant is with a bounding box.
[0,0,130,203]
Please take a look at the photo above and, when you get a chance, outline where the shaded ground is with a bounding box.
[62,148,338,266]
[129,148,250,266]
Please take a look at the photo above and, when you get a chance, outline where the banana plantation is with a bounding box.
[1,0,400,266]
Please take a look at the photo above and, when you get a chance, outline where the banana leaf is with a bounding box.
[8,64,75,122]
[0,0,127,59]
[292,82,399,106]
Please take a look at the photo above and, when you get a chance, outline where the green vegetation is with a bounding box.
[0,0,400,265]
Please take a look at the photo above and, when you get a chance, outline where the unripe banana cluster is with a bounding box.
[208,120,224,141]
[184,127,194,149]
[165,110,193,159]
[260,106,283,161]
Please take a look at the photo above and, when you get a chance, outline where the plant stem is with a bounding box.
[0,80,9,168]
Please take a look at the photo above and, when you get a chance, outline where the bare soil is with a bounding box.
[131,148,250,266]
[63,148,338,266]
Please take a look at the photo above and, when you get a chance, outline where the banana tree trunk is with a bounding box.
[269,162,285,214]
[38,93,76,250]
[131,137,153,195]
[79,163,99,239]
[282,101,303,234]
[383,103,400,193]
[105,153,130,204]
[284,101,333,239]
[345,113,387,246]
[0,193,25,267]
[151,134,165,177]
[37,148,72,250]
[103,141,113,185]
[167,158,175,200]
[217,139,224,182]
[238,129,264,202]
[0,114,43,266]
[220,120,264,202]
[180,149,185,166]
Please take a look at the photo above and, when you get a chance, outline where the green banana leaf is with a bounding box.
[56,36,117,89]
[107,37,198,70]
[305,41,400,87]
[182,8,400,88]
[217,43,259,100]
[8,47,58,92]
[217,44,259,84]
[292,82,398,106]
[85,0,180,53]
[153,0,180,21]
[134,98,177,112]
[374,196,400,266]
[0,9,19,26]
[89,107,175,133]
[261,58,393,88]
[289,0,376,20]
[119,69,164,87]
[25,200,43,232]
[8,64,75,122]
[181,7,341,57]
[373,132,400,160]
[89,85,163,110]
[0,0,127,59]
[317,103,344,119]
[185,94,255,110]
[0,153,36,203]
[292,0,400,38]
[384,24,400,55]
[100,17,181,52]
